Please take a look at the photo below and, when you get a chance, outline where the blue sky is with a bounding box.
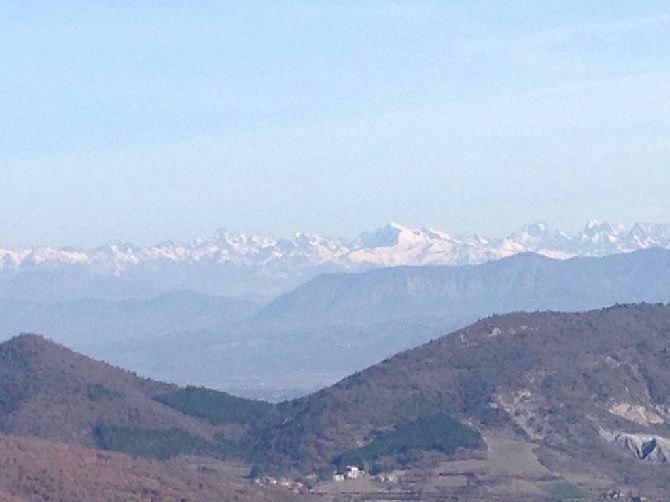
[1,1,669,246]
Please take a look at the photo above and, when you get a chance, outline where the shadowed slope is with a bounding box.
[0,333,273,461]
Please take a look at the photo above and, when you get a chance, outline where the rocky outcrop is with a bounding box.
[600,428,670,462]
[609,402,664,427]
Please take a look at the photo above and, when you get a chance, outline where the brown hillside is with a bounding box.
[0,432,306,501]
[258,303,670,495]
[0,333,224,447]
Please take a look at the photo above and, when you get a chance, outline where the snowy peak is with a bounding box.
[573,220,628,254]
[347,223,461,266]
[501,222,573,258]
[508,221,554,245]
[625,223,670,248]
[579,220,625,240]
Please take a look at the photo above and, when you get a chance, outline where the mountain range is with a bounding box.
[3,220,670,302]
[4,220,670,400]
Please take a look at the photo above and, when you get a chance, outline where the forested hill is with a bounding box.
[0,333,272,458]
[256,303,670,489]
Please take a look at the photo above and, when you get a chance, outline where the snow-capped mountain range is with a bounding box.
[2,220,670,302]
[3,220,670,270]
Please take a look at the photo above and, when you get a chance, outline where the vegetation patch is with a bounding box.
[92,424,220,460]
[542,481,585,499]
[84,384,125,401]
[0,379,37,415]
[333,414,482,468]
[154,386,272,425]
[0,342,41,415]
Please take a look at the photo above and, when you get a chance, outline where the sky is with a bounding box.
[1,1,670,247]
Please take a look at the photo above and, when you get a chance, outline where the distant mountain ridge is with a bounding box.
[2,220,670,302]
[61,247,670,401]
[254,248,670,325]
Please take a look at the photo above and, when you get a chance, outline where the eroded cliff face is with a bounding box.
[433,311,670,489]
[493,372,670,464]
[600,429,670,462]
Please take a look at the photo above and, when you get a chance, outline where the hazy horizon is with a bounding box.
[0,218,667,250]
[2,1,669,247]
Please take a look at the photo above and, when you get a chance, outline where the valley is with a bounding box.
[3,246,670,399]
[2,304,670,499]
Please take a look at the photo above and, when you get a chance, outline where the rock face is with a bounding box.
[608,402,664,427]
[600,429,670,462]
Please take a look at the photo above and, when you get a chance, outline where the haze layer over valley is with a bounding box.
[3,221,670,399]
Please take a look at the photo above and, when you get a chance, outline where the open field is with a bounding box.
[311,435,614,500]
